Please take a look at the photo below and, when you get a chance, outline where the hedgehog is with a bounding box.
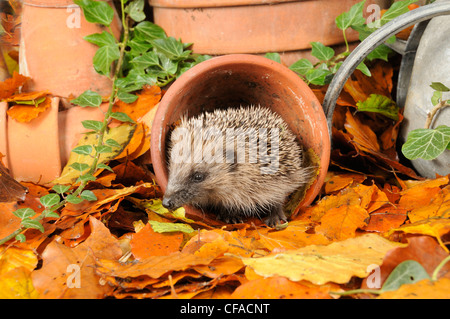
[162,105,313,227]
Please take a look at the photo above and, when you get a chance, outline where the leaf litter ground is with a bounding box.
[0,62,449,299]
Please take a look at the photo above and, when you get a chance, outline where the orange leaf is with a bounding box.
[130,222,184,258]
[113,85,161,122]
[344,109,380,152]
[4,90,50,102]
[0,71,29,100]
[364,205,407,233]
[315,205,369,240]
[31,216,123,299]
[231,276,334,299]
[7,96,52,122]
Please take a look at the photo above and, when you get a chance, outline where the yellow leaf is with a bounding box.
[378,278,450,299]
[241,234,406,285]
[53,123,136,185]
[388,218,450,253]
[0,247,38,275]
[0,267,39,299]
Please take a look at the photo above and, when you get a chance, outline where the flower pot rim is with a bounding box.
[150,53,330,218]
[149,0,298,9]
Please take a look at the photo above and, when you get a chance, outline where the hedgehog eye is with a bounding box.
[192,172,205,182]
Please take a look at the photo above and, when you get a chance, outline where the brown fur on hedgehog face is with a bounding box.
[162,106,314,225]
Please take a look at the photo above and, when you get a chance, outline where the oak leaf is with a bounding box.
[7,95,52,122]
[0,71,29,100]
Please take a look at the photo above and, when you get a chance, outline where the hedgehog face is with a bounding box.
[162,161,232,210]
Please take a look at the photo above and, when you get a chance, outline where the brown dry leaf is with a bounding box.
[31,216,122,299]
[0,71,29,100]
[7,95,52,122]
[343,62,393,103]
[345,109,380,153]
[130,222,184,258]
[0,155,27,202]
[231,276,334,299]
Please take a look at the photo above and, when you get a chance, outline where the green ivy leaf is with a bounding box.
[84,31,117,47]
[335,0,366,30]
[381,260,430,292]
[71,90,102,108]
[126,0,146,22]
[431,90,442,106]
[152,37,185,60]
[44,211,60,219]
[402,125,450,160]
[131,51,160,69]
[15,234,26,243]
[430,82,450,92]
[82,120,104,132]
[93,44,120,76]
[72,145,94,156]
[70,162,91,172]
[76,173,96,183]
[105,139,121,148]
[366,44,392,62]
[74,0,114,27]
[40,194,60,208]
[95,145,113,154]
[310,42,335,62]
[52,184,71,194]
[80,190,97,201]
[356,94,399,121]
[21,218,45,233]
[97,163,114,172]
[110,112,135,123]
[134,21,167,41]
[289,58,314,76]
[66,195,84,204]
[305,68,332,86]
[264,52,281,63]
[117,90,138,103]
[12,208,36,219]
[356,61,371,77]
[128,39,153,56]
[380,0,417,25]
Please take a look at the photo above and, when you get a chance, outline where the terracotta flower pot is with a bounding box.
[149,0,390,65]
[0,98,106,184]
[150,54,330,221]
[19,0,121,98]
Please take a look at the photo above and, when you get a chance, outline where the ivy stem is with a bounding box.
[424,100,450,129]
[0,3,131,247]
[431,255,450,281]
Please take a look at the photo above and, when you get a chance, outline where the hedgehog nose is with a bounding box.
[162,197,175,210]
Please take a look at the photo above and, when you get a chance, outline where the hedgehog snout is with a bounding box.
[162,196,176,210]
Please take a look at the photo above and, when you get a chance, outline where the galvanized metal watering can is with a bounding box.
[323,0,450,178]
